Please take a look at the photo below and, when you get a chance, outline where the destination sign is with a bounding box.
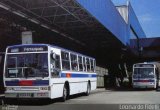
[8,45,48,53]
[23,47,44,52]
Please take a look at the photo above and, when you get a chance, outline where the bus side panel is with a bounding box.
[50,77,97,98]
[51,79,64,99]
[68,77,97,95]
[50,78,88,96]
[91,80,97,90]
[69,80,88,95]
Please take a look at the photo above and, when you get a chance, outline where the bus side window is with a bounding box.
[94,60,96,72]
[78,56,83,71]
[70,54,78,71]
[61,51,70,70]
[90,59,94,72]
[51,53,60,77]
[83,57,86,71]
[86,58,90,72]
[55,55,60,69]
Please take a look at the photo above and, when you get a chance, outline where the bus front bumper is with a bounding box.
[133,83,155,88]
[5,92,50,98]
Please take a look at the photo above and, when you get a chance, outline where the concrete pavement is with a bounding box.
[0,88,160,110]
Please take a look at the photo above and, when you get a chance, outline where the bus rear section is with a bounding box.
[4,45,51,99]
[132,63,157,89]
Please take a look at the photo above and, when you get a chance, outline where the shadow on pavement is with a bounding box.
[0,93,87,106]
[105,87,156,92]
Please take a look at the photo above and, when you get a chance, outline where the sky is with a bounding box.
[111,0,160,38]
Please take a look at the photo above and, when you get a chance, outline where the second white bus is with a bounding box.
[132,62,160,89]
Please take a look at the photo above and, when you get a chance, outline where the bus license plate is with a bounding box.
[18,93,32,97]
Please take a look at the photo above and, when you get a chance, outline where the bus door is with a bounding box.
[50,50,61,77]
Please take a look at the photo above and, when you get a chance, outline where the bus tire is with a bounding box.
[61,83,69,102]
[85,82,91,96]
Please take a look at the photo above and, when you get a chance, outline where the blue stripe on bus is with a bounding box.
[5,80,19,86]
[33,80,49,86]
[5,73,96,86]
[5,80,49,86]
[133,80,155,82]
[61,73,97,78]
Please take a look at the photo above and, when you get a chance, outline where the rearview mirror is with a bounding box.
[51,52,56,60]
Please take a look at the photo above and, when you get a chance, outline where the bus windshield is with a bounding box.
[133,68,155,78]
[5,53,48,78]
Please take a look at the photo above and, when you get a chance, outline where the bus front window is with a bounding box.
[133,68,155,78]
[5,53,48,78]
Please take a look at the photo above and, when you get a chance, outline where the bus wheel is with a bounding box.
[85,82,91,96]
[62,84,68,102]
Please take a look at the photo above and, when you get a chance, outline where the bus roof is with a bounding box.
[134,62,159,65]
[133,62,160,68]
[6,44,95,59]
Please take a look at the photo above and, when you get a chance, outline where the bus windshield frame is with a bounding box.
[4,52,49,78]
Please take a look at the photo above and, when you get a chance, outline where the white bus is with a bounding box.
[132,62,160,89]
[3,44,97,101]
